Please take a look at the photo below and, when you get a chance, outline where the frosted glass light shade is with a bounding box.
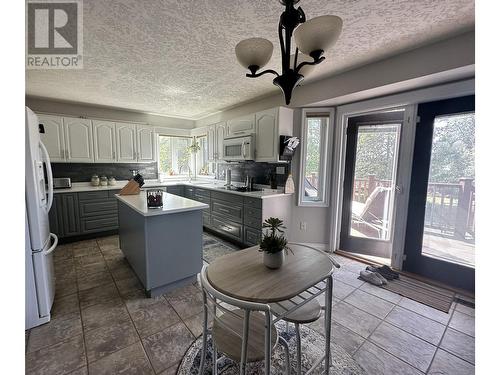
[235,38,273,69]
[291,53,315,78]
[294,15,343,56]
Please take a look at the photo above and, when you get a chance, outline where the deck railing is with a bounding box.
[352,175,475,239]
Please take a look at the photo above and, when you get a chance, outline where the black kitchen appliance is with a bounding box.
[279,136,299,161]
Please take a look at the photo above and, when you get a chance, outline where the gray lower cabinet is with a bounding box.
[50,190,120,239]
[243,198,263,246]
[202,190,263,246]
[49,185,270,245]
[49,193,80,238]
[210,215,244,242]
[244,227,261,246]
[166,185,184,197]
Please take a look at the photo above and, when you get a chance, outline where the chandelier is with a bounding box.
[235,0,342,105]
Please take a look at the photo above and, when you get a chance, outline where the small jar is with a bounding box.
[108,176,116,186]
[91,175,100,186]
[100,176,108,186]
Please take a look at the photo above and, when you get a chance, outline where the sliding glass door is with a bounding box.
[403,95,475,292]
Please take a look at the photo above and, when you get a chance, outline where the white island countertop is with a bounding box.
[116,191,209,217]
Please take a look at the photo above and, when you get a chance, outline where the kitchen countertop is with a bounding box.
[54,180,292,199]
[116,191,209,217]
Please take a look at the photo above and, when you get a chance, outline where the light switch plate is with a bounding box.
[276,166,285,175]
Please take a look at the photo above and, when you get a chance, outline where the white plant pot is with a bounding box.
[263,251,284,269]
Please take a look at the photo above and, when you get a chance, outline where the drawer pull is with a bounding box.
[218,207,230,213]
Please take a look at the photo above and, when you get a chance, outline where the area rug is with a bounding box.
[177,320,366,374]
[381,274,455,313]
[202,243,237,264]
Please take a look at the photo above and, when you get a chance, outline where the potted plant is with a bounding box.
[259,217,291,269]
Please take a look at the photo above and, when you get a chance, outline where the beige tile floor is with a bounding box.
[25,234,475,375]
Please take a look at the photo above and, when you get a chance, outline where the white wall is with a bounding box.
[25,96,196,130]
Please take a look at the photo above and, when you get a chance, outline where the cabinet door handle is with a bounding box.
[112,151,115,159]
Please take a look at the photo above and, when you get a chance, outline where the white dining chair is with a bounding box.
[198,265,291,375]
[271,242,341,374]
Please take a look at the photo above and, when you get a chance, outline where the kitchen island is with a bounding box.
[116,192,209,297]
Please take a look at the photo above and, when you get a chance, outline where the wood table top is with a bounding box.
[206,245,335,303]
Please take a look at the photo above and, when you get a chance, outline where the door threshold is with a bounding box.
[335,249,391,266]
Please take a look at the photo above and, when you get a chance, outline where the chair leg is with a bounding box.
[212,343,218,375]
[295,323,302,375]
[199,299,208,374]
[278,336,291,375]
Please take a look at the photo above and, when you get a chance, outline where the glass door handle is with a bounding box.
[395,185,403,194]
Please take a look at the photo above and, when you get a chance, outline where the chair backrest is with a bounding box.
[360,186,391,221]
[199,265,272,360]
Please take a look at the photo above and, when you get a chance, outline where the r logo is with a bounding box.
[27,2,78,54]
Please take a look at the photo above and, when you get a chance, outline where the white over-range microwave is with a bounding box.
[222,135,255,161]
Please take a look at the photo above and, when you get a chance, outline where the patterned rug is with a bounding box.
[177,320,365,374]
[202,233,239,264]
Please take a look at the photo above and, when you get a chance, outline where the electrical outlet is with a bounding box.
[300,222,307,231]
[276,166,285,175]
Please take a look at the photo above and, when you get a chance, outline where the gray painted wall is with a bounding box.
[26,97,195,129]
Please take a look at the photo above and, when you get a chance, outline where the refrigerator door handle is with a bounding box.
[44,233,58,255]
[39,141,54,213]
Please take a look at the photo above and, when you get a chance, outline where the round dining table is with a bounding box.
[206,243,336,374]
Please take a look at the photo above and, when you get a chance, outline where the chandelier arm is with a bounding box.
[295,56,325,74]
[246,69,279,78]
[293,47,299,70]
[278,18,286,73]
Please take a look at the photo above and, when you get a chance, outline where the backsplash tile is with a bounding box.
[51,162,158,182]
[51,161,289,186]
[217,161,290,187]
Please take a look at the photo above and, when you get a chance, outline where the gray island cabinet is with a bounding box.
[116,192,208,297]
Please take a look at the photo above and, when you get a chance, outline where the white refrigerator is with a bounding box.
[25,106,58,329]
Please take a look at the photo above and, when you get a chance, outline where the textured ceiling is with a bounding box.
[26,0,474,120]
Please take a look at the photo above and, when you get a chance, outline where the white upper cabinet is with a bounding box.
[39,114,66,162]
[136,124,156,162]
[207,124,216,162]
[215,123,226,161]
[226,114,255,138]
[93,120,116,163]
[255,107,293,162]
[116,122,136,162]
[207,122,226,162]
[64,117,94,162]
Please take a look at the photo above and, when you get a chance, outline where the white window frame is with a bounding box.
[298,108,334,207]
[194,134,216,178]
[156,133,194,180]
